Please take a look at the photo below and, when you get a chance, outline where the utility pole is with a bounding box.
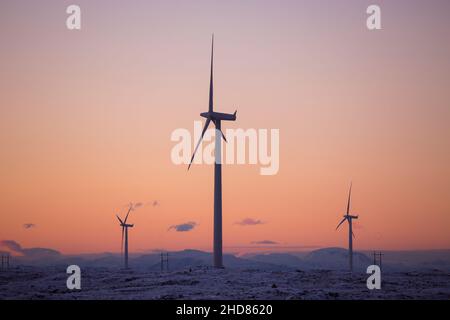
[1,254,10,271]
[160,252,169,272]
[373,251,384,270]
[377,252,384,271]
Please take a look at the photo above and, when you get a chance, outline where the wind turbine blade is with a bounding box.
[209,34,214,112]
[116,215,124,225]
[336,217,347,230]
[352,231,356,238]
[212,119,227,142]
[219,129,227,142]
[124,205,133,224]
[346,182,352,215]
[188,118,211,169]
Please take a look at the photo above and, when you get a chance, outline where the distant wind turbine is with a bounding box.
[116,204,134,269]
[336,183,359,273]
[188,35,237,268]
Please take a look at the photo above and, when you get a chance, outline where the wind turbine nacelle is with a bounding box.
[121,223,134,227]
[200,111,237,121]
[347,215,358,219]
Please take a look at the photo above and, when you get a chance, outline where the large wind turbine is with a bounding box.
[336,183,359,273]
[188,35,237,268]
[116,204,134,269]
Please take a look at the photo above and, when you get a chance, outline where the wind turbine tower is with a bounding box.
[116,204,134,269]
[336,183,359,273]
[188,35,237,268]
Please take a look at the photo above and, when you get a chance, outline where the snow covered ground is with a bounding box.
[1,266,449,300]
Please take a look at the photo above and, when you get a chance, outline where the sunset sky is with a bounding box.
[1,0,449,255]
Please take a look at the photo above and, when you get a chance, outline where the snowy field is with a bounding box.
[1,266,449,300]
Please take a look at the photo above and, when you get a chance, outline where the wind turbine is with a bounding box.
[336,183,359,273]
[116,204,134,269]
[188,35,237,268]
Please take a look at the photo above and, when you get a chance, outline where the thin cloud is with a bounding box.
[0,240,22,252]
[251,240,279,245]
[168,222,198,232]
[0,240,61,259]
[235,218,265,226]
[122,202,143,212]
[145,200,160,207]
[226,245,321,250]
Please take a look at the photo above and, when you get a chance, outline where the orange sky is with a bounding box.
[1,0,449,254]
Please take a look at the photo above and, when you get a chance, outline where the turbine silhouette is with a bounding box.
[188,35,237,268]
[116,204,134,269]
[336,183,359,273]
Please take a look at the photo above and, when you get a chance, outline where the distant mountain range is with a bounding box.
[241,248,372,271]
[7,247,450,272]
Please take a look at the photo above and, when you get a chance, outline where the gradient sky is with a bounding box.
[1,0,449,255]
